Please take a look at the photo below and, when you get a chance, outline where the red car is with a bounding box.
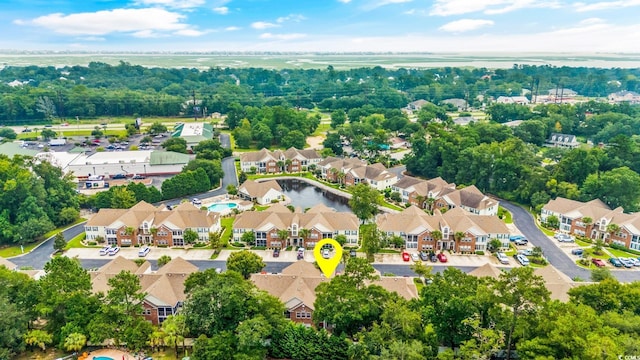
[591,258,606,267]
[437,253,448,263]
[402,252,410,262]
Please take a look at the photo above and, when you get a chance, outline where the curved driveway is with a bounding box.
[501,201,640,282]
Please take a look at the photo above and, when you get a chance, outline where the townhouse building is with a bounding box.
[317,157,397,190]
[376,206,511,253]
[240,147,322,174]
[238,179,284,205]
[90,256,198,325]
[85,201,220,247]
[391,175,456,205]
[541,197,640,250]
[434,185,500,216]
[233,203,359,248]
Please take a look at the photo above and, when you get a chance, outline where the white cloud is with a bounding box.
[579,17,605,25]
[259,33,307,40]
[430,0,560,16]
[225,26,241,31]
[134,0,206,9]
[439,19,494,32]
[276,14,306,23]
[27,8,190,35]
[213,6,229,14]
[251,21,279,30]
[77,36,105,41]
[132,30,162,38]
[362,0,413,11]
[573,0,640,12]
[174,29,206,36]
[337,0,352,3]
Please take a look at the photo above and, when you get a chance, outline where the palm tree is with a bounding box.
[148,329,165,352]
[276,160,285,173]
[125,226,135,236]
[330,167,339,183]
[150,227,158,245]
[453,231,466,253]
[336,171,346,185]
[285,159,293,173]
[162,316,183,356]
[299,228,311,248]
[432,230,443,251]
[415,195,426,209]
[63,332,86,353]
[277,229,289,247]
[426,197,436,212]
[606,223,620,243]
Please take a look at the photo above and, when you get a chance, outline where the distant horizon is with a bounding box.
[1,50,640,55]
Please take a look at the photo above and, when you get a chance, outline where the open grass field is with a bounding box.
[3,52,640,70]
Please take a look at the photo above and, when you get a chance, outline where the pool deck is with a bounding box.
[87,348,136,360]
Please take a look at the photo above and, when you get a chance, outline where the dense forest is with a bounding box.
[2,256,639,360]
[1,62,639,124]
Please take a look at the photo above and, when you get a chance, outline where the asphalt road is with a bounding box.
[501,201,640,282]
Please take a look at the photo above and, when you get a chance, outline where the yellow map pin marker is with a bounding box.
[313,238,343,278]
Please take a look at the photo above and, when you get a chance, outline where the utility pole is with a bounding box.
[192,90,198,121]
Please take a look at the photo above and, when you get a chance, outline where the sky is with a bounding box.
[1,0,640,52]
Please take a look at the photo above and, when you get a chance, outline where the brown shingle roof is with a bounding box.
[239,179,283,199]
[156,257,198,275]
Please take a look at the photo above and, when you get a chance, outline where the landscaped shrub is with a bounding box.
[475,251,485,255]
[87,241,97,246]
[610,243,640,255]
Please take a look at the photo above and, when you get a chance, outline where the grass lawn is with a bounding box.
[607,247,638,259]
[14,349,67,360]
[42,218,87,239]
[529,262,548,268]
[254,205,270,211]
[64,232,89,250]
[378,249,401,253]
[575,260,598,270]
[413,277,425,292]
[504,244,517,256]
[584,247,608,259]
[312,122,331,136]
[537,224,555,236]
[499,206,513,224]
[575,239,592,247]
[220,217,234,246]
[0,242,41,258]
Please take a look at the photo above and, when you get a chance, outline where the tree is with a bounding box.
[545,215,559,229]
[0,293,29,359]
[226,184,238,197]
[298,228,311,247]
[158,255,172,267]
[240,231,255,245]
[330,110,347,128]
[24,329,53,351]
[53,232,66,252]
[209,231,222,250]
[581,166,640,211]
[40,128,57,140]
[591,267,613,282]
[276,229,289,244]
[91,126,103,139]
[110,186,137,209]
[238,171,248,185]
[492,266,550,360]
[323,132,344,155]
[0,127,17,139]
[63,332,86,352]
[349,183,380,222]
[59,207,79,225]
[361,224,382,259]
[148,121,168,135]
[183,229,199,245]
[161,137,188,153]
[162,314,186,356]
[282,130,306,149]
[226,250,266,279]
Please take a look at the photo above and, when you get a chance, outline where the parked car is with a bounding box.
[515,254,530,266]
[554,233,575,242]
[436,253,448,263]
[402,252,410,262]
[514,238,528,246]
[509,235,525,242]
[591,258,606,267]
[411,253,420,262]
[419,251,429,261]
[273,248,280,258]
[191,198,202,206]
[609,257,623,267]
[349,249,357,258]
[138,246,150,257]
[111,173,126,179]
[99,246,111,256]
[571,248,584,256]
[297,247,305,260]
[518,249,534,256]
[496,252,510,265]
[132,174,146,180]
[108,246,120,256]
[322,248,331,259]
[430,254,438,262]
[618,258,634,268]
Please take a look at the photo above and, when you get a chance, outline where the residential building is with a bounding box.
[233,203,359,248]
[85,201,220,247]
[389,137,408,149]
[495,96,530,105]
[343,163,398,190]
[435,185,499,216]
[317,156,367,183]
[238,179,284,205]
[406,99,429,111]
[251,261,418,327]
[608,90,640,104]
[546,133,580,149]
[376,206,511,252]
[90,256,197,325]
[171,122,214,148]
[391,176,455,205]
[441,98,467,111]
[540,197,640,250]
[239,147,322,174]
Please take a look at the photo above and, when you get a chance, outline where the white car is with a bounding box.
[322,248,331,259]
[192,198,202,206]
[554,233,574,242]
[411,253,420,262]
[515,254,530,266]
[496,252,510,264]
[138,246,150,257]
[108,246,120,256]
[99,246,111,256]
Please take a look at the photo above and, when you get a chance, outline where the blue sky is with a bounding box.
[1,0,640,52]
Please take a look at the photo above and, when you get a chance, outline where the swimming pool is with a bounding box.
[93,357,114,360]
[208,202,238,213]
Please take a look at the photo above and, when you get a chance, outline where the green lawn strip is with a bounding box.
[575,260,595,270]
[499,206,513,224]
[220,217,234,246]
[529,262,547,268]
[254,205,270,211]
[575,239,592,247]
[607,247,638,259]
[64,232,89,250]
[378,249,401,254]
[584,247,608,259]
[0,218,87,257]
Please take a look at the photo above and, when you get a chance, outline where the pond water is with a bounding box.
[276,179,352,213]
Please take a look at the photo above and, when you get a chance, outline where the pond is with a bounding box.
[276,179,352,213]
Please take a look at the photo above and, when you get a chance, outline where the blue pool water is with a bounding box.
[208,202,238,212]
[93,357,114,360]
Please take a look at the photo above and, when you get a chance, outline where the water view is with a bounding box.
[276,179,352,213]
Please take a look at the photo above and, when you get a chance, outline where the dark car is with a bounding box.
[571,248,584,256]
[419,251,429,261]
[132,174,146,180]
[273,248,280,258]
[430,254,438,262]
[349,249,357,258]
[609,258,623,267]
[111,174,126,179]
